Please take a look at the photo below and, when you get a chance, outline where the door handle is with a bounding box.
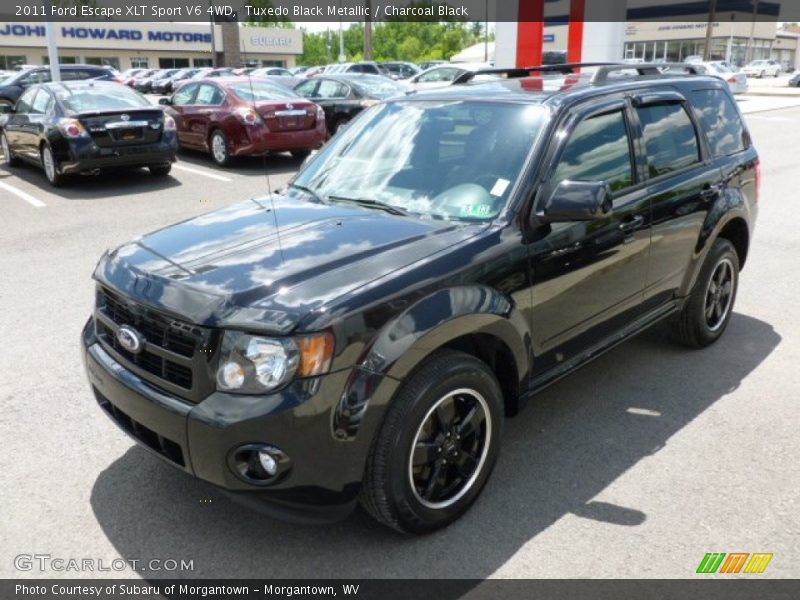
[700,183,723,199]
[618,215,645,233]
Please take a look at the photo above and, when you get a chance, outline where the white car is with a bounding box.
[741,59,781,78]
[694,61,748,94]
[409,63,491,91]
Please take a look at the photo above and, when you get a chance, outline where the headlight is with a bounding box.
[216,331,334,394]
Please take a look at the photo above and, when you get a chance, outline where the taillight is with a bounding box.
[58,118,88,138]
[234,106,263,125]
[163,115,176,130]
[754,159,761,201]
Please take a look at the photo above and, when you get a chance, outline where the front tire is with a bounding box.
[360,350,503,534]
[41,144,64,187]
[671,238,739,348]
[209,129,232,167]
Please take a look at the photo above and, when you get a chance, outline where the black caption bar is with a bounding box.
[0,0,794,24]
[3,579,800,600]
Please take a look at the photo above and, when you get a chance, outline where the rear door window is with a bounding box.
[30,89,51,114]
[688,88,748,157]
[636,103,700,177]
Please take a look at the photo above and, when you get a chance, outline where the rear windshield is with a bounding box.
[55,86,151,113]
[228,81,298,101]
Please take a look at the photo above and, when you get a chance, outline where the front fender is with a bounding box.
[333,286,531,440]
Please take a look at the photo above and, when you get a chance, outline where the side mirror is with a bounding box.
[158,97,171,105]
[540,180,612,222]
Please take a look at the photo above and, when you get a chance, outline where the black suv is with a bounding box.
[82,63,758,533]
[0,65,117,107]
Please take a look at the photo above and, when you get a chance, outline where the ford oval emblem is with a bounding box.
[117,325,144,354]
[121,114,130,121]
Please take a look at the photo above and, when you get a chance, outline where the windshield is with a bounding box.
[228,81,299,100]
[292,100,546,221]
[56,86,151,113]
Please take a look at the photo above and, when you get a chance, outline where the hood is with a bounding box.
[94,194,485,334]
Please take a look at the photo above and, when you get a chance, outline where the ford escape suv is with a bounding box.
[82,63,758,533]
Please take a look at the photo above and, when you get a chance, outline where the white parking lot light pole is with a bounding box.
[45,21,60,82]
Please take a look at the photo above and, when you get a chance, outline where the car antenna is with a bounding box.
[244,55,285,264]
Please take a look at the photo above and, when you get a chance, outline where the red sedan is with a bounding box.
[159,77,327,166]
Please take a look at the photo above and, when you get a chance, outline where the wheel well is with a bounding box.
[717,218,749,269]
[441,333,521,417]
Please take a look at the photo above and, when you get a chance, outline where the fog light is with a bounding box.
[257,449,278,476]
[228,443,290,485]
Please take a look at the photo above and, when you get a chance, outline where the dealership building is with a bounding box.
[0,22,303,71]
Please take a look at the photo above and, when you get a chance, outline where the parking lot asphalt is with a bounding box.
[1,99,798,580]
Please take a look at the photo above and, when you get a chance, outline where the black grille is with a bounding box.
[95,388,185,467]
[94,286,217,400]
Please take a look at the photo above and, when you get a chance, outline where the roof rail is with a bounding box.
[453,62,620,84]
[590,62,700,83]
[454,62,703,86]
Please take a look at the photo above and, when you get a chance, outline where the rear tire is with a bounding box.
[41,144,64,187]
[670,238,739,348]
[148,163,172,177]
[291,149,311,160]
[1,131,20,167]
[360,350,503,534]
[209,129,232,167]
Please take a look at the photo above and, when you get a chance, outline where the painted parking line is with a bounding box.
[0,179,46,208]
[172,164,233,182]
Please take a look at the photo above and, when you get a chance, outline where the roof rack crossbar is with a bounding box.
[590,63,700,83]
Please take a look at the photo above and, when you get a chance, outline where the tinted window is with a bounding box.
[20,70,51,85]
[173,83,198,105]
[637,103,700,177]
[195,84,224,105]
[689,89,748,157]
[552,110,634,192]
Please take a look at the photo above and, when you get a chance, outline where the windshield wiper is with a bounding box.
[288,183,325,204]
[328,195,409,216]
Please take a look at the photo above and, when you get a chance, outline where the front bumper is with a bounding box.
[81,320,397,524]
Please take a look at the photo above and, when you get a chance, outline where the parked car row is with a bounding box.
[0,69,346,184]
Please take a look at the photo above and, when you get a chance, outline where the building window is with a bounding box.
[193,58,213,67]
[84,57,120,70]
[0,55,26,69]
[158,58,190,69]
[130,58,149,69]
[260,60,287,67]
[43,55,79,64]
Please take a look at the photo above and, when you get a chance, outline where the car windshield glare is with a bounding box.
[292,100,546,221]
[57,86,152,113]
